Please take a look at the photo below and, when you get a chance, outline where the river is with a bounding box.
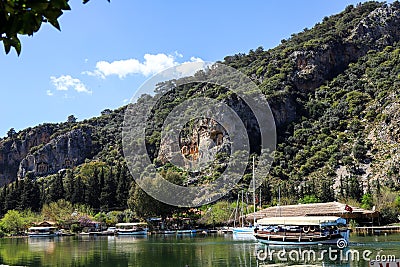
[0,233,399,267]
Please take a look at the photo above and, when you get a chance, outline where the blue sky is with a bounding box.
[0,0,378,137]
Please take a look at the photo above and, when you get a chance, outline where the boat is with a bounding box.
[115,223,148,236]
[254,216,350,245]
[176,229,196,235]
[160,229,176,235]
[233,156,257,236]
[102,227,116,236]
[28,226,59,237]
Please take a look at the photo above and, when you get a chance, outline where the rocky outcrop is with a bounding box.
[288,3,400,92]
[17,128,93,178]
[0,125,54,185]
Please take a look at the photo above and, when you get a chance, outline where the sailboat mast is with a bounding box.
[241,190,244,227]
[253,156,256,226]
[234,192,240,228]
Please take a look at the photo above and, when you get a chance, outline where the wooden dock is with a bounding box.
[355,225,400,235]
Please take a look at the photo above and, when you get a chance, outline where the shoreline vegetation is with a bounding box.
[0,197,396,238]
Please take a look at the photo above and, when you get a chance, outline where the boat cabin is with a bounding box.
[28,226,58,237]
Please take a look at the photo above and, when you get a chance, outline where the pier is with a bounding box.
[355,225,400,235]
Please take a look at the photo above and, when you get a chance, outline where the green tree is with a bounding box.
[72,176,85,204]
[0,0,109,55]
[67,115,77,123]
[64,170,75,203]
[116,166,130,209]
[361,193,373,210]
[47,173,65,203]
[85,168,100,209]
[6,128,16,139]
[100,168,117,210]
[19,178,41,211]
[298,195,319,204]
[0,210,25,234]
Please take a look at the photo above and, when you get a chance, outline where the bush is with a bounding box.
[70,223,81,233]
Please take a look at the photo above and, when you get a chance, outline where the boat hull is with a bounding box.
[176,230,196,235]
[255,233,347,246]
[28,233,57,238]
[232,227,255,235]
[115,230,148,235]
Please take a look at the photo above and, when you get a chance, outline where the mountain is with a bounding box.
[1,1,400,220]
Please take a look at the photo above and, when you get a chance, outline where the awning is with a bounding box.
[256,216,346,226]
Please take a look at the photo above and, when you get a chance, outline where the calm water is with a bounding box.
[0,234,399,267]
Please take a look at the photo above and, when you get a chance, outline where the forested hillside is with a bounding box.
[1,1,400,224]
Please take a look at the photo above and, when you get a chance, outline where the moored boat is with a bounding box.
[115,223,148,236]
[28,226,58,237]
[176,229,196,235]
[232,226,256,235]
[254,216,349,245]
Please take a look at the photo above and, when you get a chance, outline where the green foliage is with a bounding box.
[298,195,319,204]
[0,0,110,55]
[198,201,234,225]
[361,193,373,209]
[0,209,35,234]
[0,0,70,55]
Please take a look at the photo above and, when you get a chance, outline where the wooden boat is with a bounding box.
[115,223,148,236]
[254,216,349,245]
[28,226,58,237]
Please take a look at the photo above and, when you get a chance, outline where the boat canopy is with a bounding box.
[115,222,147,227]
[28,226,57,230]
[256,216,346,226]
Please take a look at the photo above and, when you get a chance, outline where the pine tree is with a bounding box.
[19,179,41,211]
[5,182,18,210]
[64,170,75,203]
[47,173,65,203]
[100,167,117,211]
[86,167,100,209]
[0,185,5,215]
[72,176,86,204]
[116,166,130,209]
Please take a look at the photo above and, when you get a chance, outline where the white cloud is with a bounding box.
[46,90,54,96]
[50,75,92,95]
[190,56,204,63]
[83,53,205,79]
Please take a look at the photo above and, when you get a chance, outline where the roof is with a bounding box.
[256,216,347,226]
[35,221,57,226]
[244,202,378,222]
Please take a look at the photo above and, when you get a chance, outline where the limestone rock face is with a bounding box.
[291,4,400,93]
[17,128,92,178]
[0,125,54,185]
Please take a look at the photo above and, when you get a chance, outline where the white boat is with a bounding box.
[115,223,148,236]
[232,226,256,234]
[28,226,58,237]
[254,216,350,246]
[176,229,196,235]
[160,230,176,234]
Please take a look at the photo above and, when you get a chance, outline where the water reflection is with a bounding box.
[0,234,398,267]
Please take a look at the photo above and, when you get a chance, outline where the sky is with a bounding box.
[0,0,381,137]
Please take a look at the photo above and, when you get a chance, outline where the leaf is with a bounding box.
[49,0,70,10]
[49,19,61,31]
[3,38,11,54]
[12,36,21,56]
